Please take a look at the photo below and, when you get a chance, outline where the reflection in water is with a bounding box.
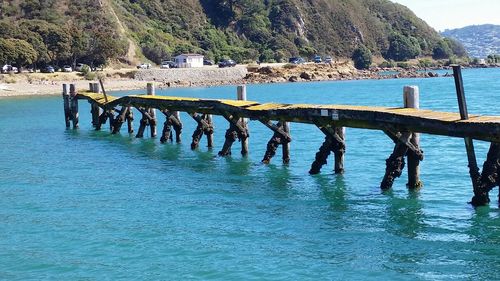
[465,207,500,280]
[265,164,292,189]
[314,174,348,213]
[224,156,253,176]
[385,190,426,239]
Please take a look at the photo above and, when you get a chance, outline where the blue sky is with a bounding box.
[391,0,500,31]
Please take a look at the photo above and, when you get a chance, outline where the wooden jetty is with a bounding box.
[64,67,500,207]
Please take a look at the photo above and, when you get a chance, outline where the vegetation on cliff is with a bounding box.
[0,0,467,68]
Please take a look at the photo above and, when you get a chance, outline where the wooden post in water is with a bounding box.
[206,114,214,148]
[62,84,71,128]
[147,82,157,137]
[334,127,345,174]
[282,122,290,164]
[90,82,101,128]
[174,111,182,143]
[452,65,484,205]
[404,86,422,189]
[69,83,79,129]
[237,85,249,156]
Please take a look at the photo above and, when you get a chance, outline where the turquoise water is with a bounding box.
[1,68,500,280]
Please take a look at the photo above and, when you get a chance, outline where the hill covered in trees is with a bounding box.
[0,0,465,68]
[442,25,500,58]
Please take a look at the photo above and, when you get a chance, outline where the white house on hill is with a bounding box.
[174,54,204,68]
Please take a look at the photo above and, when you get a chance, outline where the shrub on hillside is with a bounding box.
[352,45,372,70]
[385,34,421,61]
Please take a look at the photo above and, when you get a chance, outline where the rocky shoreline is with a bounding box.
[1,63,498,97]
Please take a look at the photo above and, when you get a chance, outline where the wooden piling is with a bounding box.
[174,111,182,143]
[92,82,100,94]
[90,82,102,128]
[62,84,71,128]
[206,114,214,148]
[147,83,157,137]
[404,86,422,189]
[282,122,290,164]
[237,85,249,156]
[69,83,79,129]
[334,127,345,174]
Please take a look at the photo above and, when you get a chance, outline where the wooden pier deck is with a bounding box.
[63,74,500,207]
[78,92,500,143]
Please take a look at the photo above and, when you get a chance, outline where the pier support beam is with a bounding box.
[135,106,156,138]
[218,112,249,156]
[112,106,129,134]
[160,110,182,143]
[69,84,79,129]
[261,120,292,164]
[404,86,422,189]
[62,84,71,128]
[147,83,157,137]
[218,85,250,157]
[380,86,424,190]
[309,126,345,174]
[471,143,500,206]
[190,113,214,149]
[126,106,134,134]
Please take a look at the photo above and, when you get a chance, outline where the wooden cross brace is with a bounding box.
[381,126,423,190]
[260,119,291,164]
[218,112,249,156]
[309,124,345,174]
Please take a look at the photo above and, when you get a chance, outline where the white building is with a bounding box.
[174,54,204,68]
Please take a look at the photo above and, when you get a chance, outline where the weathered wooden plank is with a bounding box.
[76,93,500,143]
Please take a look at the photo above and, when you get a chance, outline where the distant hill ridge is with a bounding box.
[441,24,500,58]
[0,0,462,66]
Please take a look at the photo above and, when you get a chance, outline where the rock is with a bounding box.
[289,76,299,82]
[300,72,312,80]
[258,66,273,74]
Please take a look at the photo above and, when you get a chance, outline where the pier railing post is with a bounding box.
[147,82,157,137]
[404,86,422,189]
[62,84,71,128]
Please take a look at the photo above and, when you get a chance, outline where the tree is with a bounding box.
[0,38,16,64]
[10,39,38,67]
[352,45,372,69]
[385,34,421,61]
[432,39,452,60]
[444,37,468,58]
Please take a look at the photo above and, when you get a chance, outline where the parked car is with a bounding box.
[62,65,73,72]
[75,63,89,72]
[313,55,322,63]
[160,61,176,69]
[137,63,151,69]
[325,56,333,63]
[288,57,305,64]
[41,66,55,73]
[218,59,236,68]
[203,59,214,66]
[1,64,18,73]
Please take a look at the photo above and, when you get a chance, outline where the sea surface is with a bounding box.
[1,68,500,280]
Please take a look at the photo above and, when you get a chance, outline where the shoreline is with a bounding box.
[1,64,498,98]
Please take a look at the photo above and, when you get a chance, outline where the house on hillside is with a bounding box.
[174,54,204,68]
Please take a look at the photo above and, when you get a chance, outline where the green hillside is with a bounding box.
[0,0,464,67]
